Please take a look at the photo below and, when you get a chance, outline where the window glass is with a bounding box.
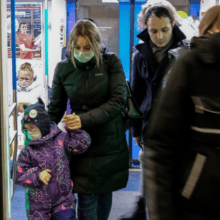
[76,0,119,55]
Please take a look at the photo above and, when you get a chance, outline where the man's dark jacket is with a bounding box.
[143,33,220,220]
[131,25,186,137]
[48,52,129,194]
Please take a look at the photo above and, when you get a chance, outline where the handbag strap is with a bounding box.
[126,80,132,98]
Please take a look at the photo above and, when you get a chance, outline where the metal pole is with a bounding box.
[11,0,18,203]
[45,0,49,104]
[11,0,16,93]
[0,0,5,216]
[129,0,135,167]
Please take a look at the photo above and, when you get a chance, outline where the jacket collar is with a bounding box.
[74,56,97,70]
[135,25,186,63]
[17,82,40,92]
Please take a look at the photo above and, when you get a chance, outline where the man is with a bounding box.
[120,1,187,220]
[16,22,35,59]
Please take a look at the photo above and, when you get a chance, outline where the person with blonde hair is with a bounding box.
[48,19,129,220]
[142,5,220,220]
[17,62,46,113]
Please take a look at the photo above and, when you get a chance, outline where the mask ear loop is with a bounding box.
[22,129,33,146]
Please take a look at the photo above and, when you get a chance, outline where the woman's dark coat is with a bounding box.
[131,25,186,137]
[48,52,129,194]
[142,33,220,220]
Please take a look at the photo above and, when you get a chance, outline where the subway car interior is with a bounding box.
[0,0,216,219]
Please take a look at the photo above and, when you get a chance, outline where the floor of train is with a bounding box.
[12,169,141,220]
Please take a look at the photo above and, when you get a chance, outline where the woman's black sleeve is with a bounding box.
[48,63,68,124]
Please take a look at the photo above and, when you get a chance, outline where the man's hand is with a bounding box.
[39,169,51,185]
[62,113,82,130]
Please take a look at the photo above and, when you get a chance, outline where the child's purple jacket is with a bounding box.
[15,123,91,217]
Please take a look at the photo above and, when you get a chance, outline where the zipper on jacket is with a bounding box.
[86,70,95,191]
[86,71,89,104]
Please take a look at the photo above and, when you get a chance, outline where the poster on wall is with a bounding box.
[7,2,47,156]
[7,2,42,60]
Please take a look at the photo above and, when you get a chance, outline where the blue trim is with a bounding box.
[44,9,48,76]
[134,2,143,47]
[118,0,145,2]
[119,1,141,167]
[190,3,200,19]
[119,2,130,80]
[189,0,200,3]
[66,0,76,43]
[11,0,16,90]
[118,0,130,2]
[66,0,76,115]
[119,2,131,166]
[133,1,145,167]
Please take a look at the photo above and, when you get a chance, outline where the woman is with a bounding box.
[120,2,186,220]
[142,5,220,220]
[48,19,129,220]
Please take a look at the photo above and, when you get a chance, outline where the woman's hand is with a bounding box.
[62,113,82,130]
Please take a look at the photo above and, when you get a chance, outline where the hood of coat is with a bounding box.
[28,122,62,146]
[136,25,186,63]
[17,81,41,92]
[190,33,220,63]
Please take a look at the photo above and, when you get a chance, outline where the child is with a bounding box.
[15,98,91,220]
[17,62,46,113]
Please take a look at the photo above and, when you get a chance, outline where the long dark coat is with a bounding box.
[130,25,186,137]
[143,33,220,220]
[48,52,129,194]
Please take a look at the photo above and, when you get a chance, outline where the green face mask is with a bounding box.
[73,49,95,63]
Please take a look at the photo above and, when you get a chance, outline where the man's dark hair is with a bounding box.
[19,22,27,28]
[83,18,98,26]
[84,18,95,23]
[145,6,174,26]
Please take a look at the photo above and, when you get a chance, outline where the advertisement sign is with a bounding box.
[7,3,42,59]
[7,2,46,157]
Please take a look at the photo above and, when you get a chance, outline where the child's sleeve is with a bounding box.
[15,147,43,188]
[63,128,91,155]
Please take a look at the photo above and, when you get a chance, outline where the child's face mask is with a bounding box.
[24,124,42,140]
[73,48,94,63]
[18,74,33,88]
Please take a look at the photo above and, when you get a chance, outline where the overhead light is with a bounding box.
[102,0,119,3]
